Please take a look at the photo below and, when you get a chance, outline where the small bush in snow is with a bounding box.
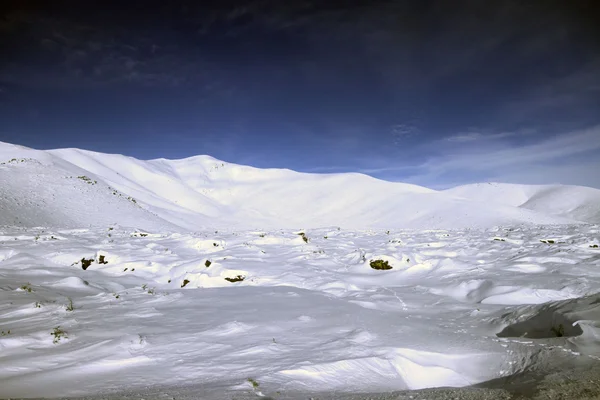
[370,259,392,270]
[205,260,212,267]
[52,327,67,344]
[225,275,245,283]
[1,330,10,336]
[20,283,34,293]
[298,232,309,243]
[181,279,190,288]
[247,378,259,389]
[81,258,94,270]
[66,298,74,312]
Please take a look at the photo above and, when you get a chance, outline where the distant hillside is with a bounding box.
[0,141,587,230]
[445,182,600,224]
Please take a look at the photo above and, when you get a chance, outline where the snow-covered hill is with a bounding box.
[1,141,598,231]
[445,182,600,224]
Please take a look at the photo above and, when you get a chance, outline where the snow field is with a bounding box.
[1,225,599,398]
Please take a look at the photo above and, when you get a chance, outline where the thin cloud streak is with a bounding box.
[401,125,600,189]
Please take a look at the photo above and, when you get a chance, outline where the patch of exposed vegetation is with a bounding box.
[225,275,245,283]
[66,298,74,312]
[131,232,149,237]
[1,330,11,336]
[247,378,260,389]
[98,255,108,264]
[20,283,34,293]
[298,232,309,243]
[205,260,212,268]
[494,238,506,242]
[77,175,97,185]
[181,279,190,288]
[81,257,94,270]
[51,326,68,344]
[590,244,599,248]
[540,239,556,244]
[1,158,30,165]
[108,187,138,205]
[370,259,392,270]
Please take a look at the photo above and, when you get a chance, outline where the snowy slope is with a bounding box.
[445,182,600,224]
[0,142,586,230]
[0,143,182,232]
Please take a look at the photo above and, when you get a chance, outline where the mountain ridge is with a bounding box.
[1,141,598,230]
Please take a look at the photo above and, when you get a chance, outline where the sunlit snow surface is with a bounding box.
[1,225,599,398]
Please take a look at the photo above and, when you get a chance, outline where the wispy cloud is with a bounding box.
[399,125,600,189]
[445,130,520,142]
[390,123,421,144]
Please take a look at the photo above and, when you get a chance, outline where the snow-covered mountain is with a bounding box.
[1,141,599,231]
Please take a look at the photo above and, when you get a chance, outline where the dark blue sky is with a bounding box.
[1,0,599,188]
